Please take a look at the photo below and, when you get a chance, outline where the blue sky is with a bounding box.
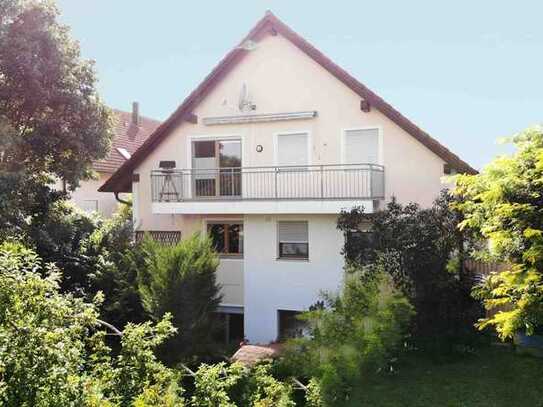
[56,0,542,170]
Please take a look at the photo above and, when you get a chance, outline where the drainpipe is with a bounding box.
[114,192,132,206]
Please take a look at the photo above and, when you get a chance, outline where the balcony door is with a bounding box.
[192,139,241,198]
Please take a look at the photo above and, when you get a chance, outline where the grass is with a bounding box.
[350,346,543,407]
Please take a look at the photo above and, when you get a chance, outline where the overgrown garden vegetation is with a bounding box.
[1,0,542,405]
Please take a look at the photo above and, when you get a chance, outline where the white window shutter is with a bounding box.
[278,221,308,243]
[277,133,308,166]
[345,129,379,165]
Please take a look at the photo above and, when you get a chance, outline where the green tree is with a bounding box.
[0,0,112,239]
[337,193,482,351]
[85,204,146,329]
[0,241,184,406]
[0,0,112,185]
[454,126,543,339]
[137,234,222,363]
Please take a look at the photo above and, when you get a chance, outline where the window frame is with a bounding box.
[206,220,244,258]
[277,220,309,261]
[341,127,383,166]
[273,130,312,167]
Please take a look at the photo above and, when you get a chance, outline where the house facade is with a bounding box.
[65,104,160,217]
[100,12,475,344]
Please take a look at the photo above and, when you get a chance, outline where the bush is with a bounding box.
[280,271,414,406]
[137,233,222,363]
[191,362,295,407]
[454,126,543,339]
[337,193,484,352]
[85,205,146,329]
[0,241,184,406]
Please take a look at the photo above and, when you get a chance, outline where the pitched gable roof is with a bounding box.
[93,109,160,174]
[100,11,475,193]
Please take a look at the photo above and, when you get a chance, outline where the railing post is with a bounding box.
[231,168,234,196]
[320,165,324,199]
[274,167,278,199]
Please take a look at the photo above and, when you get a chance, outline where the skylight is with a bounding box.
[116,147,131,160]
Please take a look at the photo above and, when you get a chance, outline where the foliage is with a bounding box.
[0,0,111,243]
[85,205,146,329]
[0,241,184,406]
[454,126,543,339]
[137,234,222,363]
[0,0,112,187]
[337,192,483,351]
[27,199,99,294]
[191,362,295,407]
[280,271,414,406]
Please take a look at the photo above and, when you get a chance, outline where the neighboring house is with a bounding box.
[100,12,476,344]
[67,103,160,217]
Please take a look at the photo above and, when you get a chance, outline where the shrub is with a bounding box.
[281,271,414,406]
[0,241,184,406]
[137,234,222,363]
[455,126,543,339]
[85,205,146,329]
[191,362,295,407]
[337,193,484,352]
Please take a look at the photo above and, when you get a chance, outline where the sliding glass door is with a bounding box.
[192,139,241,198]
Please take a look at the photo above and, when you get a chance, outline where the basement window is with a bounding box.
[277,221,309,260]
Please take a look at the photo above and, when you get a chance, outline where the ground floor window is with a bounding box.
[277,221,309,259]
[213,312,244,345]
[207,222,244,256]
[278,310,308,340]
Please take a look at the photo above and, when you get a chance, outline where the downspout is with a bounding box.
[114,191,132,206]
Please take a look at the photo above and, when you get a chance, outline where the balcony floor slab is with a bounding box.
[152,199,376,215]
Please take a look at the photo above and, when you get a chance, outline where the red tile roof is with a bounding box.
[100,11,476,193]
[93,109,161,173]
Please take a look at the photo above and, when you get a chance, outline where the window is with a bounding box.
[81,200,98,213]
[344,128,379,165]
[207,222,243,256]
[192,139,242,197]
[278,221,308,259]
[276,133,309,167]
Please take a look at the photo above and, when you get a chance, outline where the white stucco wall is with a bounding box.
[67,172,123,218]
[125,28,466,343]
[243,214,344,343]
[133,31,450,230]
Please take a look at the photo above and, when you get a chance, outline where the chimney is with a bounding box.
[132,101,140,126]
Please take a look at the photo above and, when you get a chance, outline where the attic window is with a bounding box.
[116,148,131,160]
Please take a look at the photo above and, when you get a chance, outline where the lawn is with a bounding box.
[350,346,543,407]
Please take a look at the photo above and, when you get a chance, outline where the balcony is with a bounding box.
[150,164,384,214]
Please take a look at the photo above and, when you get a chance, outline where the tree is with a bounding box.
[454,126,543,339]
[137,234,222,363]
[0,0,112,239]
[337,192,483,351]
[0,0,112,186]
[0,241,184,406]
[86,204,146,329]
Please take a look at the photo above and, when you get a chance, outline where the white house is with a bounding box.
[100,11,475,344]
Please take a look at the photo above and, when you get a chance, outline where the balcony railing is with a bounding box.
[151,163,385,202]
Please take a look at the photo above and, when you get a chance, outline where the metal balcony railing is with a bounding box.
[151,163,384,202]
